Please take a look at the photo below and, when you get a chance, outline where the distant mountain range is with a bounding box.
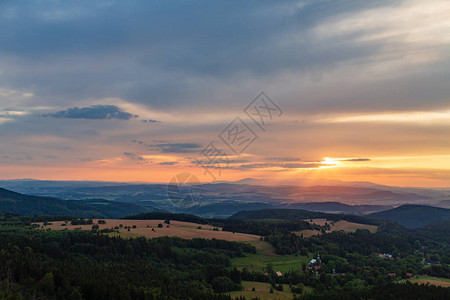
[0,179,449,218]
[1,185,449,231]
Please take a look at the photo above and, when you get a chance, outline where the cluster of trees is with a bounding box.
[229,209,381,226]
[298,282,450,300]
[265,232,308,255]
[222,220,314,236]
[70,218,94,225]
[221,220,315,255]
[124,212,210,224]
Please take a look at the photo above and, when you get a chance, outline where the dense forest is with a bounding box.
[0,215,253,299]
[0,213,449,299]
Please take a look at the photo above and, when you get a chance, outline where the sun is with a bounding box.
[320,157,341,167]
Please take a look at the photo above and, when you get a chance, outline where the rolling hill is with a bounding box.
[368,205,450,228]
[0,188,155,218]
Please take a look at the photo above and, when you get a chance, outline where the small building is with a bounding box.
[377,253,392,258]
[276,271,282,277]
[406,273,413,279]
[309,259,317,265]
[387,273,396,277]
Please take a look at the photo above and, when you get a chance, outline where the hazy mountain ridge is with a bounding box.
[1,179,449,218]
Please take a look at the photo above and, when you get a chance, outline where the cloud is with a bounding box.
[239,162,324,169]
[158,161,179,165]
[141,119,161,123]
[265,157,301,162]
[1,0,449,115]
[0,0,448,187]
[123,152,145,161]
[153,143,202,153]
[281,163,323,169]
[0,155,33,162]
[46,105,137,120]
[341,158,371,162]
[318,110,450,125]
[44,155,58,159]
[131,140,202,153]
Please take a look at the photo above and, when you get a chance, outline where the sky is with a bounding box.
[0,0,449,187]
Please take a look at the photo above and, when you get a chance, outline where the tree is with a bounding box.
[266,263,274,274]
[38,272,55,296]
[291,283,304,294]
[230,267,241,283]
[211,276,239,293]
[68,287,83,300]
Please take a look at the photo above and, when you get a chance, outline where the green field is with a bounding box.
[401,276,450,288]
[232,240,310,274]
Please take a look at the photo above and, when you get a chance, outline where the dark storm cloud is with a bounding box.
[46,105,137,120]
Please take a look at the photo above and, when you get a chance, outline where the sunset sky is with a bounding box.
[1,0,450,187]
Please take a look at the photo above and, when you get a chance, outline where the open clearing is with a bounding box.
[330,220,377,233]
[228,281,293,300]
[36,219,261,242]
[406,276,450,288]
[294,218,378,237]
[232,239,310,274]
[232,253,309,274]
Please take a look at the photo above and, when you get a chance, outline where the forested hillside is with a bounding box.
[368,205,450,228]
